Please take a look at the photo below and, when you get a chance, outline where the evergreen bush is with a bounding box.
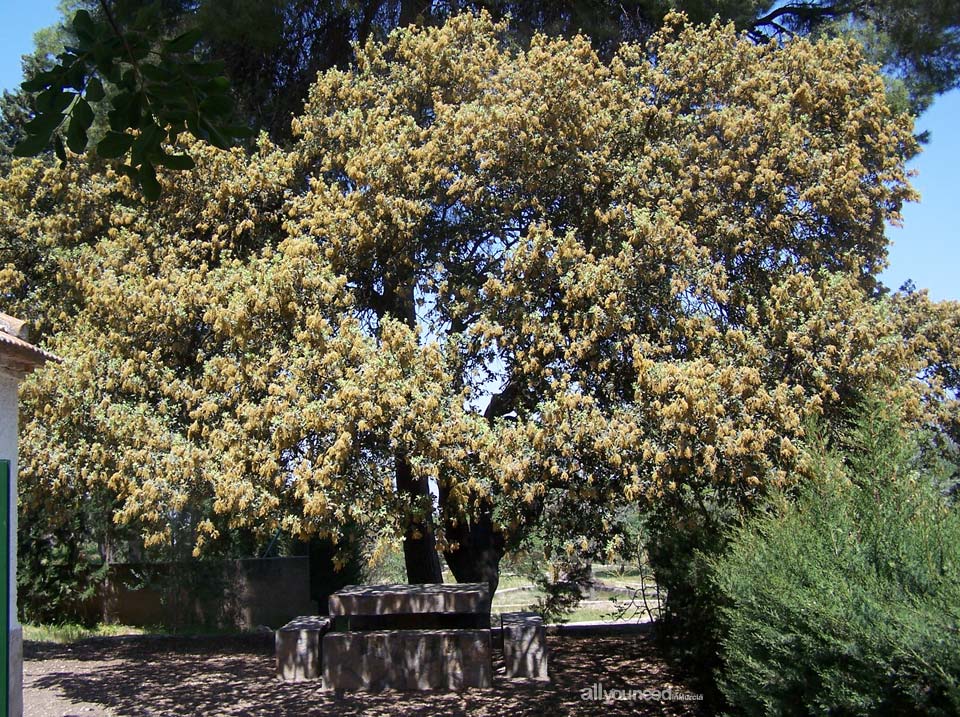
[712,401,960,716]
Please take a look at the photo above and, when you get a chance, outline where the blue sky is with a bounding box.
[0,3,62,91]
[884,91,960,302]
[2,2,957,302]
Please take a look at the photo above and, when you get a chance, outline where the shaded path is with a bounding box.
[25,633,706,716]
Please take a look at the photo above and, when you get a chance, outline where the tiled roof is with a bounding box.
[0,312,61,369]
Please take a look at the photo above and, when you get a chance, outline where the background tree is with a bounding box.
[7,0,958,176]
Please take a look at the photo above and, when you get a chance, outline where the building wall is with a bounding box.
[0,367,23,717]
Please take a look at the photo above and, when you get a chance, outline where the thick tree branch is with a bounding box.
[750,1,860,33]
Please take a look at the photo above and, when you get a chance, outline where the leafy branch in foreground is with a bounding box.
[14,2,251,199]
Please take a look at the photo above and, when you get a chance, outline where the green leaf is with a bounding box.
[182,60,225,78]
[107,62,123,85]
[147,84,190,104]
[133,4,160,31]
[121,68,138,91]
[66,115,88,153]
[65,60,86,91]
[96,131,135,158]
[141,120,166,147]
[73,27,95,49]
[157,108,191,126]
[54,135,67,164]
[138,162,161,200]
[92,52,115,79]
[140,63,173,83]
[72,9,95,37]
[97,131,133,159]
[116,164,138,180]
[73,98,95,131]
[199,94,233,117]
[25,111,65,137]
[12,132,52,157]
[108,92,141,131]
[21,69,58,92]
[201,119,230,150]
[221,124,255,139]
[164,28,203,55]
[126,34,152,62]
[131,122,165,166]
[202,76,231,93]
[85,77,105,102]
[153,152,195,170]
[36,89,74,114]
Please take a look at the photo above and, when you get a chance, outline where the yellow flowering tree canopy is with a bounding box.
[3,13,957,585]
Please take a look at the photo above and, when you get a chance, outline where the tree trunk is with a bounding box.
[441,498,505,598]
[379,269,445,584]
[395,453,444,583]
[435,381,527,595]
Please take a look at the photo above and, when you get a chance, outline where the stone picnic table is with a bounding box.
[324,583,492,691]
[276,582,548,691]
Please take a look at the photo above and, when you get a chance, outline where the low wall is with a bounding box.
[102,557,317,630]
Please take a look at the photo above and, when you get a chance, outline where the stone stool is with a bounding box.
[276,616,331,682]
[501,612,549,680]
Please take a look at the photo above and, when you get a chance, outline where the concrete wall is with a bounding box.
[102,557,318,630]
[0,368,22,717]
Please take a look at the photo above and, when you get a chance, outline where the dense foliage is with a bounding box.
[712,401,960,716]
[4,14,958,602]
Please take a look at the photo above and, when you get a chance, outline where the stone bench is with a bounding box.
[275,616,331,682]
[501,612,549,681]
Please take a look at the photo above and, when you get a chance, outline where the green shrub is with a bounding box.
[644,490,736,704]
[17,500,109,626]
[712,403,960,716]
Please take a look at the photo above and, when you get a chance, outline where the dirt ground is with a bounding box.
[24,633,708,716]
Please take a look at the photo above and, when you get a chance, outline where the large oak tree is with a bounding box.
[4,13,958,592]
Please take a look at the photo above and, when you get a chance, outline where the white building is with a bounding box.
[0,312,59,717]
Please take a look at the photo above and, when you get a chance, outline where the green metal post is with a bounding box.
[0,459,8,717]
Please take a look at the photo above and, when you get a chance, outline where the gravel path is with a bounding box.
[24,633,707,716]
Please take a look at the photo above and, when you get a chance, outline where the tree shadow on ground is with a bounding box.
[26,633,707,716]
